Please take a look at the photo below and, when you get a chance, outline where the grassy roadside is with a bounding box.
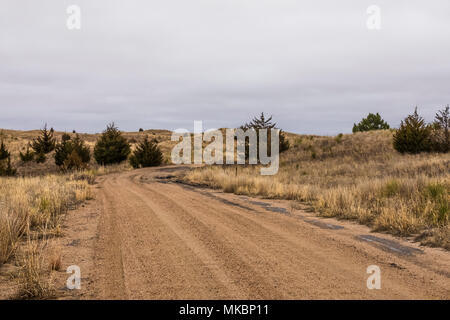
[183,130,450,249]
[0,127,153,299]
[0,172,94,299]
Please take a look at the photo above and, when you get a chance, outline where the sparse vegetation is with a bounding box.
[184,130,449,248]
[94,123,131,165]
[0,174,92,260]
[15,238,54,299]
[129,136,163,169]
[0,127,174,176]
[0,112,448,300]
[0,124,178,298]
[0,173,92,298]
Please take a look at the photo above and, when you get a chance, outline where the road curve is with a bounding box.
[86,166,449,299]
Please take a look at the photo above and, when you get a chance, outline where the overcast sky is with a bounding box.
[1,0,449,134]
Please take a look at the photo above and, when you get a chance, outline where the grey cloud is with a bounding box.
[1,0,449,134]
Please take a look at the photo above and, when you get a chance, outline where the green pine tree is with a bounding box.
[31,124,56,155]
[393,107,432,154]
[94,123,131,165]
[129,137,163,168]
[0,140,16,176]
[54,134,91,170]
[0,139,10,160]
[431,105,450,152]
[353,113,390,133]
[19,146,34,162]
[241,113,290,160]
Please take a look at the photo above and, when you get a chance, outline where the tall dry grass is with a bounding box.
[0,172,93,298]
[15,236,54,299]
[183,130,450,248]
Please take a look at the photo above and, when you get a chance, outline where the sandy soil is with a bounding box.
[51,165,449,299]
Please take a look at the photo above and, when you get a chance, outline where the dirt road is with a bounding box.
[61,166,450,299]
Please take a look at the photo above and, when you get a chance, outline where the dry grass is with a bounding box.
[183,130,450,248]
[0,172,93,298]
[48,246,62,272]
[15,237,54,299]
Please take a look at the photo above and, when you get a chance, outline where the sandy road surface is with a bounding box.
[61,166,449,299]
